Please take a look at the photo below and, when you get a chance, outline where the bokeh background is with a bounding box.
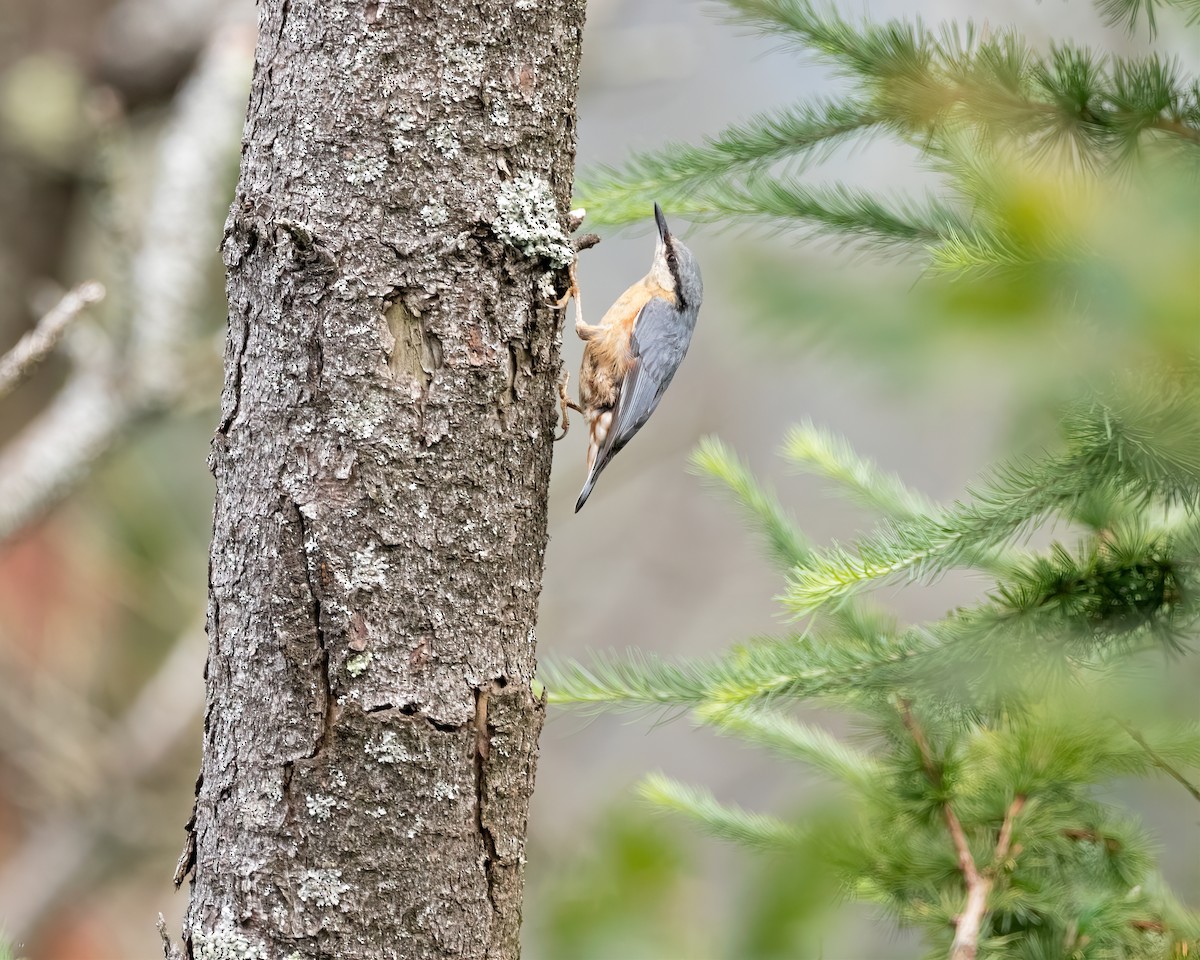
[0,0,1195,957]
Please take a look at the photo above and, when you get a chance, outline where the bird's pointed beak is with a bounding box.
[654,202,671,242]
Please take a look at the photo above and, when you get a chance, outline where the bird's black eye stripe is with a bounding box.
[665,245,682,301]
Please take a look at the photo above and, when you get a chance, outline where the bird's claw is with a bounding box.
[556,369,581,441]
[548,259,580,313]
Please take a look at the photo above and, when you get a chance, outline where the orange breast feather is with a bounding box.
[580,277,675,410]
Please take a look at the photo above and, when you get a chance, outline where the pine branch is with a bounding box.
[1077,390,1200,504]
[541,651,719,709]
[697,703,883,791]
[925,225,1042,274]
[720,2,1200,152]
[545,588,1177,718]
[541,646,809,710]
[990,524,1193,644]
[691,436,813,571]
[782,423,1031,584]
[1118,721,1200,804]
[691,434,896,638]
[576,99,881,226]
[544,626,929,711]
[693,178,970,252]
[781,420,935,521]
[783,394,1200,615]
[898,700,1026,960]
[580,3,1198,269]
[1095,0,1200,35]
[548,513,1188,720]
[638,773,802,850]
[783,506,1033,617]
[720,0,931,84]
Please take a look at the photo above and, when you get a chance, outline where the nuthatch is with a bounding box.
[559,203,703,512]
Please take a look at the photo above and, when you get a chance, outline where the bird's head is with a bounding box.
[650,203,703,314]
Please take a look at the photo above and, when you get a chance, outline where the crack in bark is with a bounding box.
[308,326,325,391]
[279,504,339,829]
[173,801,198,888]
[473,684,499,915]
[277,0,291,44]
[217,306,250,435]
[176,580,221,886]
[365,701,461,733]
[295,505,337,762]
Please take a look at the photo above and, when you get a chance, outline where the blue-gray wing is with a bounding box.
[574,295,697,512]
[604,295,693,461]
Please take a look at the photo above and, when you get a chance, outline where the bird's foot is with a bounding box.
[555,369,583,441]
[549,259,580,314]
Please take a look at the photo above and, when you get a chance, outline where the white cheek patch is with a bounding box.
[650,257,675,294]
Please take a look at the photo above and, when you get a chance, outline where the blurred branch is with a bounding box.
[99,0,226,101]
[128,19,250,404]
[0,625,206,941]
[0,19,251,543]
[0,282,106,402]
[0,367,133,541]
[898,698,1005,960]
[1118,719,1200,805]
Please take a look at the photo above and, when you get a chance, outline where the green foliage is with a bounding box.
[548,418,1200,953]
[527,805,702,959]
[691,436,812,570]
[526,801,854,959]
[639,774,803,850]
[1095,0,1200,34]
[576,0,1200,282]
[781,421,935,521]
[784,389,1200,615]
[551,0,1200,955]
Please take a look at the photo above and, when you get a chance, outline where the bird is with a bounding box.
[562,203,703,513]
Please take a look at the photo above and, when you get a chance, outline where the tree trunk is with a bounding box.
[172,2,585,957]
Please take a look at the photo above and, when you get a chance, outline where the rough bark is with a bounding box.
[174,2,585,957]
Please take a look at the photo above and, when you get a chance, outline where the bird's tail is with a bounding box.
[576,410,617,512]
[575,469,599,513]
[575,443,617,513]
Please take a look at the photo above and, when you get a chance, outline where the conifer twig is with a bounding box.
[993,796,1024,864]
[899,700,1026,960]
[1118,720,1200,805]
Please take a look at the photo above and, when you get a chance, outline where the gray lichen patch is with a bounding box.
[494,173,574,268]
[350,544,389,589]
[297,868,350,908]
[192,920,265,960]
[305,793,339,820]
[365,728,413,765]
[343,152,389,184]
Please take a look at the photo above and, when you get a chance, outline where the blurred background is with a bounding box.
[0,0,1195,957]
